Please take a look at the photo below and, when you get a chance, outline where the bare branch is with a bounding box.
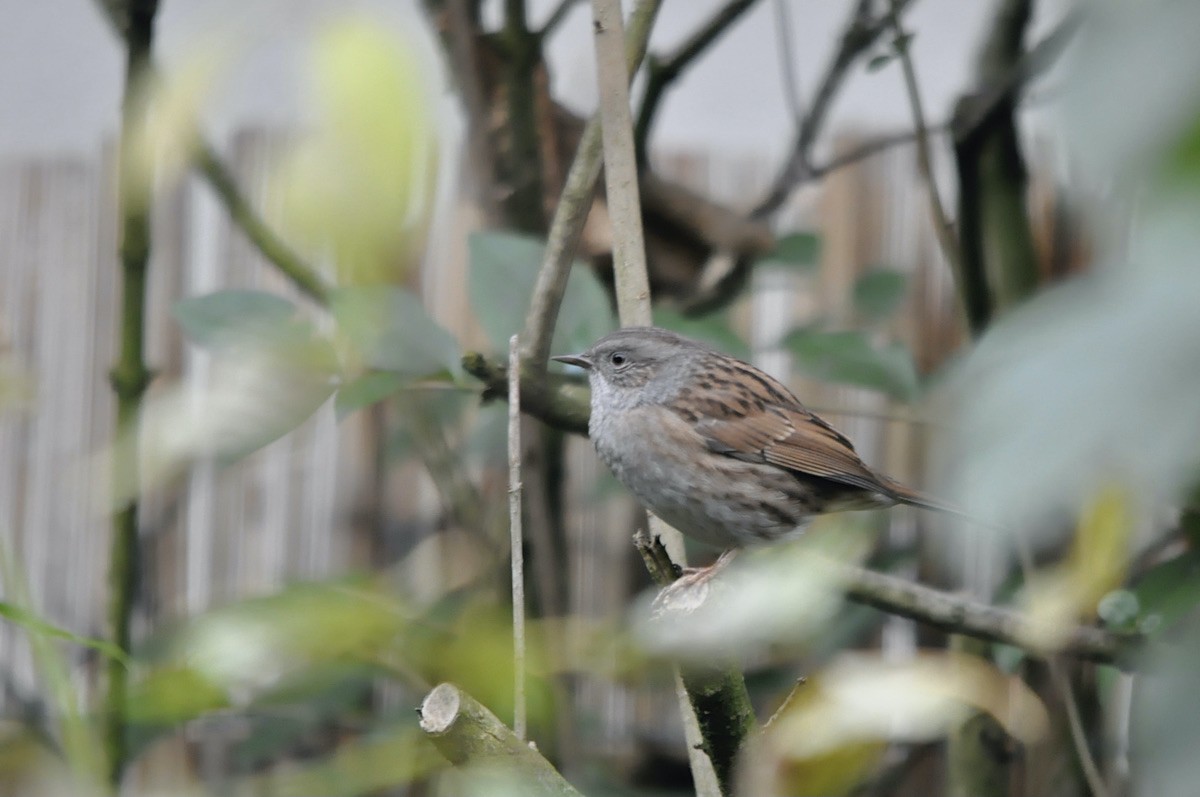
[520,0,664,368]
[839,563,1140,669]
[809,125,944,178]
[539,0,582,37]
[754,0,917,218]
[592,0,652,325]
[887,1,964,275]
[634,0,763,160]
[193,144,331,303]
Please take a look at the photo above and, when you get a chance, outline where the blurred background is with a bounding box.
[2,0,1199,796]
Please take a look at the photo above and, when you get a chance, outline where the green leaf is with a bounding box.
[335,371,406,419]
[756,232,821,271]
[783,328,920,401]
[0,601,130,665]
[127,666,228,724]
[652,308,751,359]
[1130,549,1200,634]
[853,269,909,322]
[467,231,613,354]
[330,286,461,378]
[174,290,301,349]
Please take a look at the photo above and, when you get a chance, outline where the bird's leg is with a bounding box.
[653,549,739,614]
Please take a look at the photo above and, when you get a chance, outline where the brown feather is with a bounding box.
[682,355,898,498]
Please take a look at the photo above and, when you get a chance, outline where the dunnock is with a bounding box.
[553,326,945,550]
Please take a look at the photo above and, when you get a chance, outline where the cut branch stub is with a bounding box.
[419,683,584,797]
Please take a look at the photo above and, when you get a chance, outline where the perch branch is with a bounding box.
[106,0,160,786]
[635,533,758,796]
[634,0,763,161]
[520,0,664,369]
[419,683,584,796]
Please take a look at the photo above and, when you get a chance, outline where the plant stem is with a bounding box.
[106,0,160,787]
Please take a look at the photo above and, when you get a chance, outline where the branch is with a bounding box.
[635,533,757,796]
[951,8,1082,144]
[462,353,590,436]
[193,144,331,303]
[506,336,528,741]
[887,1,964,277]
[950,0,1040,333]
[837,563,1141,669]
[539,0,582,37]
[634,0,763,161]
[419,683,584,796]
[519,0,664,368]
[753,0,917,218]
[106,0,160,786]
[592,0,652,325]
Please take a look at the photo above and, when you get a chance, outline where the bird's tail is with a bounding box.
[883,479,971,520]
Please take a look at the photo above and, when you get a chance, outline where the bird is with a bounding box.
[552,326,947,551]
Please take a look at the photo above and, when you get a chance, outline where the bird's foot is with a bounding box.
[652,549,739,615]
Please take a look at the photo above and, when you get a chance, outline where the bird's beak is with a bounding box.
[551,353,593,370]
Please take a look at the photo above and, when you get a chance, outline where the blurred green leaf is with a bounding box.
[127,666,228,725]
[331,286,460,378]
[0,601,129,666]
[783,328,919,401]
[866,52,894,72]
[468,231,613,355]
[853,269,909,322]
[1131,548,1200,634]
[174,290,301,349]
[335,371,406,419]
[756,232,821,271]
[652,307,750,359]
[168,581,408,699]
[276,19,437,283]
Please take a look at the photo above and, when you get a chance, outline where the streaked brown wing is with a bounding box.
[685,357,891,495]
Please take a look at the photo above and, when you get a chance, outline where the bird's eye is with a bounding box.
[609,351,628,367]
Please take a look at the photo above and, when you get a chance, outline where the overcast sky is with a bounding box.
[2,1,1070,161]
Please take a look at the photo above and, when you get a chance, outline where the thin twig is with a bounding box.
[887,0,963,275]
[753,0,916,218]
[539,0,582,37]
[810,125,944,178]
[507,335,527,741]
[772,0,803,124]
[193,144,331,303]
[1011,536,1112,797]
[520,0,664,368]
[634,0,763,159]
